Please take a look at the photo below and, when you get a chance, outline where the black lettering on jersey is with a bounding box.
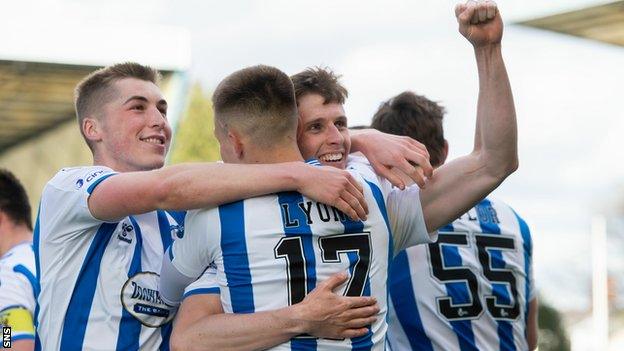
[298,201,314,225]
[332,207,347,222]
[130,281,165,305]
[475,234,520,320]
[428,233,483,320]
[281,204,300,228]
[467,210,478,221]
[316,203,331,222]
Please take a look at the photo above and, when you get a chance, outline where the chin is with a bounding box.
[319,160,346,170]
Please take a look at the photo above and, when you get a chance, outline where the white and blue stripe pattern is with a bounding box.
[35,166,194,351]
[172,160,416,350]
[387,198,534,351]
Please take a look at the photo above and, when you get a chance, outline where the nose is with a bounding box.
[148,106,166,130]
[327,124,344,145]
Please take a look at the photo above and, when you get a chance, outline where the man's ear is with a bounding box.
[83,117,102,143]
[227,129,245,161]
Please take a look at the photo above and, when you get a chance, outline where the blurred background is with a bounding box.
[2,1,623,349]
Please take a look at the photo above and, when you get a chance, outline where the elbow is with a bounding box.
[505,156,519,177]
[485,153,518,183]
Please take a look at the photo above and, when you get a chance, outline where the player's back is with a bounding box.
[172,172,395,350]
[387,198,534,351]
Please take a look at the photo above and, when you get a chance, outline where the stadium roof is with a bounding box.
[0,24,190,155]
[519,1,624,47]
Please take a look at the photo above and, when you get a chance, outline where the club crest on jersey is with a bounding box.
[121,272,175,327]
[75,179,84,189]
[170,224,184,239]
[117,222,134,244]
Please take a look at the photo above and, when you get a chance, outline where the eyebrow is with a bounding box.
[123,96,168,108]
[123,96,149,105]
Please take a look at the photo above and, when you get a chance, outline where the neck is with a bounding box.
[244,141,304,164]
[0,225,32,257]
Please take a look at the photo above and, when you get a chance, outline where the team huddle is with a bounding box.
[0,1,537,350]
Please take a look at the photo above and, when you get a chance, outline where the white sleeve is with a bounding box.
[170,209,218,278]
[160,209,219,305]
[183,266,220,299]
[0,261,35,313]
[40,166,117,241]
[387,185,438,254]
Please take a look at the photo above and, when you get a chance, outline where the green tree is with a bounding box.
[538,300,571,351]
[169,84,220,163]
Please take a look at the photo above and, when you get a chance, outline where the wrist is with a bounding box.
[473,43,502,56]
[289,162,310,193]
[349,128,374,153]
[277,304,311,335]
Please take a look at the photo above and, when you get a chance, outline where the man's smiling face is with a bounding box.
[296,93,350,170]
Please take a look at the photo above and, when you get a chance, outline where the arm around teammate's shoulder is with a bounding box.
[89,162,368,222]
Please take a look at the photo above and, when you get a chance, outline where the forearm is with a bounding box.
[155,162,301,210]
[473,44,518,178]
[172,308,303,351]
[349,130,366,153]
[91,162,304,220]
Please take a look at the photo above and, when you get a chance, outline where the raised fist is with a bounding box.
[455,0,503,47]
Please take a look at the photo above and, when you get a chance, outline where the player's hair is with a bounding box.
[74,62,162,150]
[212,65,298,147]
[291,67,348,105]
[349,125,369,130]
[0,169,32,231]
[371,91,447,167]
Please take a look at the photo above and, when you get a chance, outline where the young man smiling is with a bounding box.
[164,1,519,350]
[35,62,424,351]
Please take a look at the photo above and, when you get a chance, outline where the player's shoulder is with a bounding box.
[346,155,386,188]
[45,165,115,193]
[0,242,34,268]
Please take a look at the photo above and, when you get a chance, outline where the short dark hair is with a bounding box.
[0,169,32,231]
[212,65,298,147]
[371,91,446,167]
[291,67,348,105]
[75,62,161,149]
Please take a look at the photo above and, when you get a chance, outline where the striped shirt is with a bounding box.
[163,160,432,350]
[34,166,215,351]
[387,198,535,351]
[0,242,38,342]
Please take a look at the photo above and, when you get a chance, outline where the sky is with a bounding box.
[3,0,624,312]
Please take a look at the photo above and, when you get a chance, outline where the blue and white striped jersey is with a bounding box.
[0,242,37,342]
[387,198,535,351]
[34,166,214,351]
[165,160,432,350]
